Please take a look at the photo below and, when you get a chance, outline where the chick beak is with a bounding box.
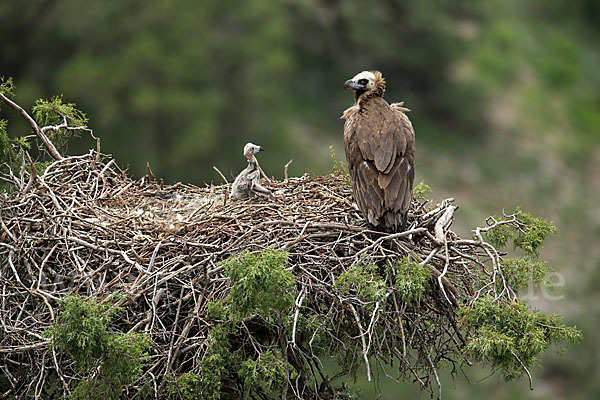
[258,146,264,152]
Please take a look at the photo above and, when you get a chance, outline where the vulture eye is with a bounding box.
[358,79,369,85]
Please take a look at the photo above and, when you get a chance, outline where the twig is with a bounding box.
[512,350,533,390]
[426,351,442,399]
[391,292,406,358]
[284,159,293,181]
[349,303,371,382]
[22,152,37,194]
[212,166,229,184]
[146,161,157,181]
[291,287,306,347]
[437,237,453,305]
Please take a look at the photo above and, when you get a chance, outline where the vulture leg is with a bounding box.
[401,212,408,231]
[366,222,378,231]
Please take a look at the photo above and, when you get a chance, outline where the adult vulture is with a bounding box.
[341,70,415,232]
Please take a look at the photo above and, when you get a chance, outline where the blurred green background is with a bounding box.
[1,0,599,398]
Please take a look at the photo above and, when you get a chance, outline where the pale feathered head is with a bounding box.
[243,143,264,162]
[344,70,386,102]
[344,71,376,90]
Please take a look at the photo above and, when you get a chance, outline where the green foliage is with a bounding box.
[330,145,348,176]
[45,294,151,400]
[238,350,291,394]
[45,294,121,371]
[335,263,386,309]
[200,354,226,400]
[333,386,365,400]
[70,377,121,400]
[198,325,231,400]
[460,296,582,380]
[195,249,297,399]
[205,299,228,321]
[222,248,295,321]
[0,119,9,161]
[514,210,556,257]
[413,180,432,199]
[10,134,31,151]
[0,76,15,97]
[391,258,432,304]
[102,331,151,383]
[0,128,38,191]
[0,110,30,189]
[501,258,554,290]
[32,96,88,150]
[483,217,513,250]
[164,373,203,400]
[484,209,556,257]
[199,249,371,399]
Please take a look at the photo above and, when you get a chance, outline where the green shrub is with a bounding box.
[198,325,231,400]
[335,263,386,309]
[238,350,291,394]
[164,373,203,400]
[222,248,295,321]
[391,257,432,304]
[460,296,582,380]
[413,180,432,199]
[329,145,349,177]
[44,295,151,400]
[197,249,297,399]
[501,258,554,289]
[484,209,556,257]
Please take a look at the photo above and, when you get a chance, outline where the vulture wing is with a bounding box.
[344,98,415,230]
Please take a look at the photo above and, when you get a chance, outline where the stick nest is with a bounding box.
[0,152,509,398]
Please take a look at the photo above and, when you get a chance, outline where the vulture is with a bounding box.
[230,143,273,201]
[341,70,415,232]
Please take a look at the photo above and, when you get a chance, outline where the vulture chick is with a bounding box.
[341,70,415,232]
[230,143,273,201]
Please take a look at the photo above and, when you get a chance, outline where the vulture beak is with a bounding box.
[258,146,264,152]
[344,79,362,90]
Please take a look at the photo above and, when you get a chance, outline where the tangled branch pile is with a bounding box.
[0,152,580,399]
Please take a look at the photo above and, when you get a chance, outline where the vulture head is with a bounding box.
[344,70,386,103]
[243,143,264,163]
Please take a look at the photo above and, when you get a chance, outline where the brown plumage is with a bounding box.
[341,70,415,232]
